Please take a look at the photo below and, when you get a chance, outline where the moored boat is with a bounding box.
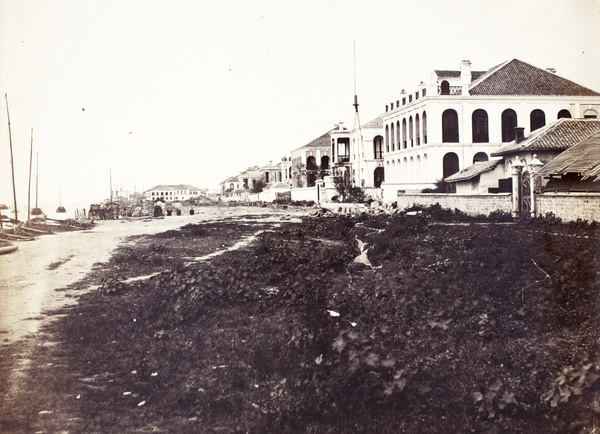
[0,245,18,255]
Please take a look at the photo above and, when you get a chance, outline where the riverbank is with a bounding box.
[0,207,598,432]
[0,205,308,345]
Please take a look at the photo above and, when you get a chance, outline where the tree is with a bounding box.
[293,163,306,188]
[251,178,267,193]
[334,169,365,203]
[294,162,328,188]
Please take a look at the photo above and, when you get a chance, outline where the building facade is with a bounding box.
[330,116,385,194]
[289,127,336,188]
[144,184,203,202]
[380,58,600,202]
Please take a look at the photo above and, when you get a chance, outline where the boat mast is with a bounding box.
[28,128,33,221]
[5,93,18,222]
[35,152,39,215]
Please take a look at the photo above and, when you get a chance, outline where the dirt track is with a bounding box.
[0,206,302,345]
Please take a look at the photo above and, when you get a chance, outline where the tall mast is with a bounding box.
[352,19,362,188]
[28,128,33,220]
[35,152,39,214]
[5,93,18,222]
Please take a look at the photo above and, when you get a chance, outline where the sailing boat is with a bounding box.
[32,152,43,216]
[56,181,66,213]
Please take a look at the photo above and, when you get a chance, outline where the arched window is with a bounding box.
[416,114,421,146]
[442,109,459,142]
[501,109,518,142]
[440,80,450,95]
[409,116,414,147]
[472,109,489,142]
[530,109,546,131]
[321,155,330,169]
[422,111,427,144]
[374,167,384,188]
[390,122,395,151]
[306,156,317,170]
[396,120,401,150]
[402,118,407,148]
[473,152,488,163]
[373,136,383,159]
[443,152,460,179]
[385,125,390,153]
[557,109,572,119]
[584,109,598,119]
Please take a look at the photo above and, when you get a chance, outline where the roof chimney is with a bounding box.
[514,127,525,144]
[546,67,556,74]
[460,60,472,94]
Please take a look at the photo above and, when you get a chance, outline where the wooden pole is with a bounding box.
[35,152,39,215]
[5,93,18,222]
[28,128,33,221]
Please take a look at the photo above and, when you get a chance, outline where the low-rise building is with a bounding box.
[144,184,203,202]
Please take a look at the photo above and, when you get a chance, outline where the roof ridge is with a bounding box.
[469,58,600,96]
[468,59,513,90]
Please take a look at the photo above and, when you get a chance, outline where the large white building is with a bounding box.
[144,184,203,202]
[380,58,600,201]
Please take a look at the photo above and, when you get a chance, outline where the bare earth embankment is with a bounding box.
[0,205,599,433]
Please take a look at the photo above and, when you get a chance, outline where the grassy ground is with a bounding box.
[1,208,599,433]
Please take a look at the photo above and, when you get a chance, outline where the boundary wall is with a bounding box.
[396,193,512,216]
[536,193,600,222]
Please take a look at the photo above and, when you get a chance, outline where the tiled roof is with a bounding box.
[444,160,501,182]
[434,70,486,80]
[491,119,600,156]
[469,59,600,96]
[294,131,333,151]
[145,184,200,192]
[363,115,384,127]
[537,132,600,181]
[220,176,237,185]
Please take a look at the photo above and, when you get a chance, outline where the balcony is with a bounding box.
[438,85,463,95]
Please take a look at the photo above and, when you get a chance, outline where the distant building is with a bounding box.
[219,166,265,199]
[381,58,600,201]
[258,161,284,186]
[144,184,203,202]
[330,115,385,194]
[290,125,339,188]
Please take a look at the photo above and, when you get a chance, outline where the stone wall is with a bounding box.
[291,187,318,203]
[396,193,512,216]
[396,192,600,222]
[536,193,600,222]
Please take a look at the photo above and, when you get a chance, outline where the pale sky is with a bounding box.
[1,0,599,208]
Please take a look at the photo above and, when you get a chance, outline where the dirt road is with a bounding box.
[0,206,301,345]
[0,216,196,344]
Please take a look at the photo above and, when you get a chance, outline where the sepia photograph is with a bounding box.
[1,0,599,432]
